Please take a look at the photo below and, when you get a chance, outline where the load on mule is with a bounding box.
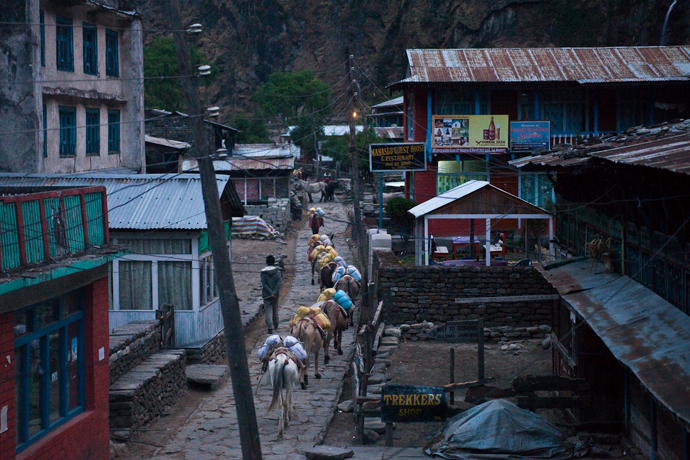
[322,300,348,364]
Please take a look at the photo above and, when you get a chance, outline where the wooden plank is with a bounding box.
[517,396,592,409]
[385,423,394,447]
[551,333,577,369]
[362,400,381,411]
[370,301,383,328]
[442,378,495,392]
[358,325,367,336]
[512,375,590,392]
[373,322,386,353]
[453,294,561,305]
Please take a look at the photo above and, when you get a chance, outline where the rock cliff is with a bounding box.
[135,0,690,113]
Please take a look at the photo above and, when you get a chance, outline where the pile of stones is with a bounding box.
[243,197,291,232]
[109,350,187,429]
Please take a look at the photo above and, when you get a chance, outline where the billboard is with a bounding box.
[369,142,427,172]
[431,115,509,154]
[510,121,551,152]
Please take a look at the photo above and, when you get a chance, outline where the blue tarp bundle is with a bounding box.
[231,216,279,238]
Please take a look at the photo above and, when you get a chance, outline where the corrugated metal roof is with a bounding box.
[372,96,404,109]
[544,260,690,427]
[233,144,300,158]
[182,156,295,172]
[409,179,551,218]
[510,133,690,175]
[390,47,690,87]
[374,127,404,139]
[145,135,191,150]
[0,174,232,230]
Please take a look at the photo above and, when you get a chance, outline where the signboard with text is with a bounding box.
[369,142,427,172]
[381,384,447,423]
[510,121,551,152]
[426,320,481,343]
[432,115,509,154]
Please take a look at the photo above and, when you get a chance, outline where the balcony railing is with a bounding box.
[551,132,596,146]
[0,187,109,272]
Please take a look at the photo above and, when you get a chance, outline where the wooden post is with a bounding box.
[385,422,394,447]
[469,219,475,258]
[478,319,485,381]
[449,348,455,405]
[168,3,262,459]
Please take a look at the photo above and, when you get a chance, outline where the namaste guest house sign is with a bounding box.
[381,384,447,423]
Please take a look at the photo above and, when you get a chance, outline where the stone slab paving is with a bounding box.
[153,201,356,459]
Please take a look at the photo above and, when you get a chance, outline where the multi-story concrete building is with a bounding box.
[0,0,144,174]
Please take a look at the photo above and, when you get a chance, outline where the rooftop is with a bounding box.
[390,46,690,88]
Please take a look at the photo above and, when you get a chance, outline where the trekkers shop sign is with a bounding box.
[381,384,447,423]
[369,142,427,172]
[510,121,551,152]
[432,115,509,154]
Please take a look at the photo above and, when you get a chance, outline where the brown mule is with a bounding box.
[291,318,324,389]
[322,301,348,364]
[311,252,328,286]
[319,262,337,291]
[334,275,360,326]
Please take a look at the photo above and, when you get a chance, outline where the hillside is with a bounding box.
[135,0,690,114]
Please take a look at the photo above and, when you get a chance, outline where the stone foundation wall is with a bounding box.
[374,250,554,327]
[185,330,228,365]
[396,321,552,342]
[109,320,162,385]
[109,351,187,429]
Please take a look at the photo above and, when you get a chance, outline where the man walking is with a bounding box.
[261,255,282,333]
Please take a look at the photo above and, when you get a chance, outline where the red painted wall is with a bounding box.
[0,277,111,460]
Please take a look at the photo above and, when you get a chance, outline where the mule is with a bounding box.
[267,349,300,437]
[324,181,336,202]
[311,252,328,285]
[322,301,348,364]
[291,319,323,389]
[334,275,360,326]
[319,261,337,291]
[297,180,326,202]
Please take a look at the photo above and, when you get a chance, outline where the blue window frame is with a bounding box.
[43,105,47,158]
[105,30,119,77]
[14,289,85,453]
[59,106,76,157]
[40,10,45,67]
[108,109,120,154]
[56,16,73,72]
[83,23,97,75]
[86,108,100,156]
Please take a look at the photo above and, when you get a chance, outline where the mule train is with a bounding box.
[260,230,361,436]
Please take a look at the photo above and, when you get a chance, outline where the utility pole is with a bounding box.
[348,55,369,322]
[168,1,262,459]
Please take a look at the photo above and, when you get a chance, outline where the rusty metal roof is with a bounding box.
[390,47,690,87]
[511,133,690,175]
[543,259,690,428]
[182,156,295,172]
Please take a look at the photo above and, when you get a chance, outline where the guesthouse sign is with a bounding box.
[381,384,447,423]
[369,142,427,172]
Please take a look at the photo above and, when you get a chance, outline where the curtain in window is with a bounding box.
[118,261,152,310]
[119,239,191,255]
[158,262,192,310]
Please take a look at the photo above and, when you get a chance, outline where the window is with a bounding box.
[437,160,488,194]
[107,109,120,154]
[14,289,84,452]
[539,88,585,134]
[59,107,76,157]
[118,261,152,310]
[82,23,97,75]
[436,89,490,115]
[42,105,47,158]
[158,261,193,310]
[85,108,100,156]
[39,10,45,67]
[56,16,73,72]
[519,172,555,210]
[199,254,219,307]
[105,30,119,77]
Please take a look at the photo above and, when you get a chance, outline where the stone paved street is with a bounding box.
[152,201,356,460]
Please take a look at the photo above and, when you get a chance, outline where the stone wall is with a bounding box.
[374,250,554,327]
[243,198,291,233]
[185,330,228,365]
[109,320,162,385]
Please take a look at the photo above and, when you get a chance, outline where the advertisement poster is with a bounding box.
[369,142,427,172]
[431,115,509,154]
[510,121,551,152]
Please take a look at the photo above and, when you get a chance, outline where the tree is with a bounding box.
[144,35,217,112]
[253,69,331,121]
[232,112,271,144]
[320,127,383,177]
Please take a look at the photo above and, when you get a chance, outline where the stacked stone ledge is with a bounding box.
[109,350,187,429]
[396,322,552,342]
[109,320,162,385]
[243,197,291,233]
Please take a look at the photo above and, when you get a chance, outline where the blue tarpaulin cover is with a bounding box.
[426,400,569,459]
